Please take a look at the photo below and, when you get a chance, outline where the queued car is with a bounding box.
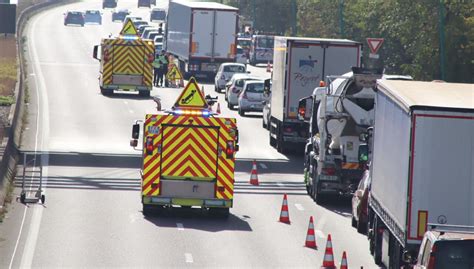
[64,11,85,26]
[138,0,151,8]
[351,169,370,234]
[238,80,265,116]
[146,31,161,41]
[140,27,157,39]
[132,20,149,34]
[150,8,166,23]
[236,46,248,64]
[153,35,164,44]
[84,10,102,25]
[225,74,261,109]
[123,15,142,23]
[262,80,271,129]
[214,63,247,93]
[112,9,130,22]
[102,0,117,9]
[404,227,474,268]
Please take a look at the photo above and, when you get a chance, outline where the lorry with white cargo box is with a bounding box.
[269,37,362,153]
[367,80,474,268]
[165,1,238,79]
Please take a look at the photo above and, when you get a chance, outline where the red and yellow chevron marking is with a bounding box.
[341,162,360,169]
[141,114,237,200]
[100,38,153,87]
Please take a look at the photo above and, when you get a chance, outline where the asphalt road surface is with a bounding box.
[0,1,379,268]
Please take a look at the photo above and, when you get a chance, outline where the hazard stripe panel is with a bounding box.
[142,115,237,200]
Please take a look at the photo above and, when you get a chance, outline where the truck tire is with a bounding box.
[276,134,287,154]
[238,108,245,116]
[357,218,367,234]
[373,216,383,265]
[388,235,401,269]
[352,216,357,228]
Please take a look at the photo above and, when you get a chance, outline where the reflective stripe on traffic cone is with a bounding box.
[279,194,290,224]
[339,251,348,269]
[321,234,336,269]
[250,159,259,185]
[216,103,221,114]
[305,216,317,249]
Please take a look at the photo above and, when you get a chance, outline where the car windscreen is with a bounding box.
[223,65,245,73]
[238,39,251,48]
[246,83,264,93]
[151,10,166,20]
[237,47,244,54]
[435,241,474,268]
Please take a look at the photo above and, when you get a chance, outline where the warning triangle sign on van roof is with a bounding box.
[174,77,208,110]
[120,18,139,36]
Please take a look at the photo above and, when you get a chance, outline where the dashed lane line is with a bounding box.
[185,253,193,263]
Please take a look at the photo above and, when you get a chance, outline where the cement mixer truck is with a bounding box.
[297,67,411,203]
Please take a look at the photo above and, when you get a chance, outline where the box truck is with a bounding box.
[165,1,238,79]
[269,37,362,153]
[367,80,474,268]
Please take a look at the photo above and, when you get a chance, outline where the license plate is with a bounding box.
[319,175,338,181]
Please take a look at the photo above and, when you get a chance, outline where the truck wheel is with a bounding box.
[238,108,245,116]
[262,119,267,128]
[276,136,287,154]
[227,102,233,110]
[389,235,401,268]
[352,216,357,228]
[373,217,383,265]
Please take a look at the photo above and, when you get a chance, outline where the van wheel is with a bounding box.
[238,108,245,116]
[227,102,233,109]
[100,88,113,96]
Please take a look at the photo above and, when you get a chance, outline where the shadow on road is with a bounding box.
[144,207,253,232]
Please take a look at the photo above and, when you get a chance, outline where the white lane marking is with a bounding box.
[277,182,284,187]
[10,12,50,269]
[123,101,128,105]
[185,253,193,263]
[176,223,184,231]
[294,203,304,211]
[259,163,267,169]
[29,73,35,76]
[129,109,134,114]
[315,230,325,239]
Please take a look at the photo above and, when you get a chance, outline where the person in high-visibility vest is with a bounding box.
[157,50,168,87]
[152,54,162,87]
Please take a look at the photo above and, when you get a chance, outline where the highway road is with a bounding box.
[0,1,379,268]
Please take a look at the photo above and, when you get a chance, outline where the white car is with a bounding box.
[238,80,265,116]
[225,74,261,109]
[214,63,247,93]
[236,46,248,64]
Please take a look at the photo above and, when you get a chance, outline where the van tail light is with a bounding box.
[322,167,336,175]
[225,141,235,159]
[145,136,154,155]
[231,86,239,93]
[427,244,437,269]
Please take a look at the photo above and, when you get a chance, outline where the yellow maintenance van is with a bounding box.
[130,78,239,217]
[93,18,154,97]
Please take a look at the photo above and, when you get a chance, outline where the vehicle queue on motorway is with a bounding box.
[57,0,474,268]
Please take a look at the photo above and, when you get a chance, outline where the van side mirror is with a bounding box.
[93,45,100,60]
[358,144,369,163]
[132,123,140,139]
[297,96,313,123]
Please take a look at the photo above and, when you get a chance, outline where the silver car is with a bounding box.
[238,80,265,116]
[214,63,247,93]
[225,74,261,109]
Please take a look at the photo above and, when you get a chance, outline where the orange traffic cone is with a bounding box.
[266,61,272,72]
[321,234,336,269]
[339,251,348,269]
[279,194,290,224]
[305,216,317,249]
[216,103,221,114]
[249,159,259,186]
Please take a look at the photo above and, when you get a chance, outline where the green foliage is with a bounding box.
[222,0,472,82]
[0,96,14,106]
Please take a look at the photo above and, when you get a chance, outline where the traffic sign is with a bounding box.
[120,18,138,36]
[366,38,384,54]
[174,77,208,109]
[166,64,182,81]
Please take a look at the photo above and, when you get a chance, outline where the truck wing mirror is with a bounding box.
[132,123,140,139]
[402,250,417,264]
[263,78,271,94]
[93,45,100,60]
[297,96,313,123]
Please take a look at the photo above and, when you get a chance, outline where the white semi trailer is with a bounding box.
[165,1,238,79]
[367,80,474,268]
